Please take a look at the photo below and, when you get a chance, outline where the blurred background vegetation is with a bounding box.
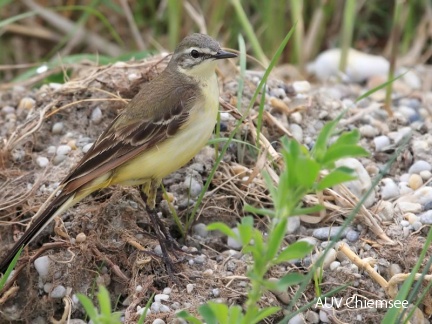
[0,0,431,82]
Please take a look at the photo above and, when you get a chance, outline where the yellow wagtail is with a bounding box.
[0,33,237,275]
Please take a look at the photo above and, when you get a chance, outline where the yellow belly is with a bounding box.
[110,80,219,185]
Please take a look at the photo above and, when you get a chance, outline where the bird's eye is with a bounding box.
[190,50,200,58]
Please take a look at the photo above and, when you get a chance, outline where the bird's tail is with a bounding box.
[0,192,75,274]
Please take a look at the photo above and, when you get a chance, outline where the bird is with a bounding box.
[0,33,237,275]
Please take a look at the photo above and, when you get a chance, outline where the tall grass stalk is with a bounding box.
[289,0,304,71]
[339,0,356,73]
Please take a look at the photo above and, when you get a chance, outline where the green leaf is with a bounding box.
[330,129,360,147]
[97,286,111,316]
[76,294,98,320]
[0,246,23,290]
[295,157,320,188]
[277,273,305,290]
[200,302,229,324]
[244,204,275,217]
[177,310,203,324]
[274,241,314,264]
[228,305,243,323]
[238,216,254,245]
[207,222,237,238]
[322,145,369,166]
[267,219,287,260]
[311,119,338,161]
[317,168,357,190]
[291,205,324,216]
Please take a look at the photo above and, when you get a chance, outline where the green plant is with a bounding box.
[178,115,368,323]
[76,285,122,324]
[0,246,23,292]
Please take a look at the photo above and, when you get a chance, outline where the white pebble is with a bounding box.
[56,145,71,156]
[289,112,302,124]
[419,170,432,181]
[292,81,311,94]
[34,256,51,278]
[193,223,208,237]
[36,156,49,168]
[400,220,410,227]
[212,288,220,297]
[399,182,413,195]
[203,269,214,277]
[373,135,390,152]
[396,202,422,214]
[159,304,170,313]
[154,294,169,302]
[186,284,194,294]
[136,285,143,292]
[359,125,378,138]
[329,261,341,271]
[91,107,103,124]
[82,143,93,153]
[419,210,432,224]
[51,122,64,134]
[376,200,394,222]
[151,301,161,313]
[381,178,400,200]
[289,124,303,142]
[128,73,141,81]
[409,160,432,174]
[50,285,67,298]
[227,227,242,250]
[152,320,165,324]
[162,287,171,295]
[288,313,305,324]
[319,304,333,323]
[154,245,163,256]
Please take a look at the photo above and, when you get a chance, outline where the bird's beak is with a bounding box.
[212,50,237,60]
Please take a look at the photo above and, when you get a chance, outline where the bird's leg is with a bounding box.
[139,181,181,283]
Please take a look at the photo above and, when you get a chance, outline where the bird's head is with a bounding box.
[168,33,237,79]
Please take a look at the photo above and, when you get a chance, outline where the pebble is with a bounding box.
[18,97,36,110]
[297,237,318,246]
[2,106,15,114]
[335,158,375,207]
[36,156,49,168]
[82,143,93,153]
[400,220,410,227]
[151,302,161,313]
[152,319,165,324]
[50,285,67,298]
[91,107,103,124]
[305,310,320,323]
[212,288,220,297]
[136,285,143,292]
[329,261,341,271]
[75,232,86,243]
[419,210,432,224]
[345,229,360,242]
[322,248,337,269]
[359,125,378,138]
[412,221,422,231]
[419,170,432,181]
[399,182,413,195]
[154,294,169,302]
[292,81,311,94]
[154,245,163,256]
[43,282,53,293]
[376,201,394,222]
[193,223,208,237]
[203,269,213,277]
[163,287,171,295]
[287,216,300,234]
[226,227,242,250]
[194,255,206,264]
[381,178,399,200]
[404,213,418,224]
[186,284,194,294]
[289,112,302,124]
[287,313,305,324]
[412,187,432,206]
[408,174,423,190]
[395,202,422,214]
[373,135,390,151]
[289,124,303,142]
[268,278,290,304]
[56,145,72,156]
[51,122,64,134]
[319,304,333,323]
[388,263,402,277]
[409,160,432,174]
[184,175,202,198]
[53,154,66,165]
[34,256,51,278]
[312,226,347,240]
